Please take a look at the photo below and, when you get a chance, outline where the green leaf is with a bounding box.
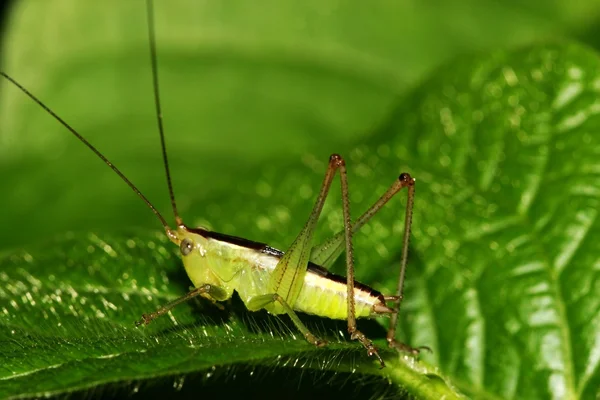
[2,1,600,399]
[0,232,462,399]
[2,41,599,399]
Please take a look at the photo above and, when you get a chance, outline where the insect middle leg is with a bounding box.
[246,293,326,346]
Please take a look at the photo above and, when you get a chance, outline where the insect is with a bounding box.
[0,0,427,368]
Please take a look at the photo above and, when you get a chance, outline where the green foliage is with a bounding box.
[1,1,600,399]
[0,231,463,399]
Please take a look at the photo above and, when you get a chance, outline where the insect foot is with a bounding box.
[387,338,432,356]
[305,332,328,347]
[135,313,157,327]
[351,330,385,368]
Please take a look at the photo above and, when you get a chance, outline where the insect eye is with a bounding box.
[180,238,194,256]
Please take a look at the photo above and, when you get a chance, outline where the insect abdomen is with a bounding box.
[198,235,386,320]
[292,270,382,319]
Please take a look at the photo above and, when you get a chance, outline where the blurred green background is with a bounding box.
[1,0,600,251]
[1,1,600,400]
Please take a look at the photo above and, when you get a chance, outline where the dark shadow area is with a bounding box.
[576,15,600,51]
[74,364,409,400]
[0,0,14,47]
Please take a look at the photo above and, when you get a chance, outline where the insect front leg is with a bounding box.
[136,283,228,326]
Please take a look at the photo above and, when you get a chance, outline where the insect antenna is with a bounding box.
[0,72,174,235]
[145,0,182,227]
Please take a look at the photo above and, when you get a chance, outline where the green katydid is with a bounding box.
[0,0,429,368]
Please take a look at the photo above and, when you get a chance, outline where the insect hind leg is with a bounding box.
[326,154,388,368]
[375,174,432,356]
[329,169,431,359]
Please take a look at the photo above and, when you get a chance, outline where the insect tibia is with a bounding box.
[371,303,395,315]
